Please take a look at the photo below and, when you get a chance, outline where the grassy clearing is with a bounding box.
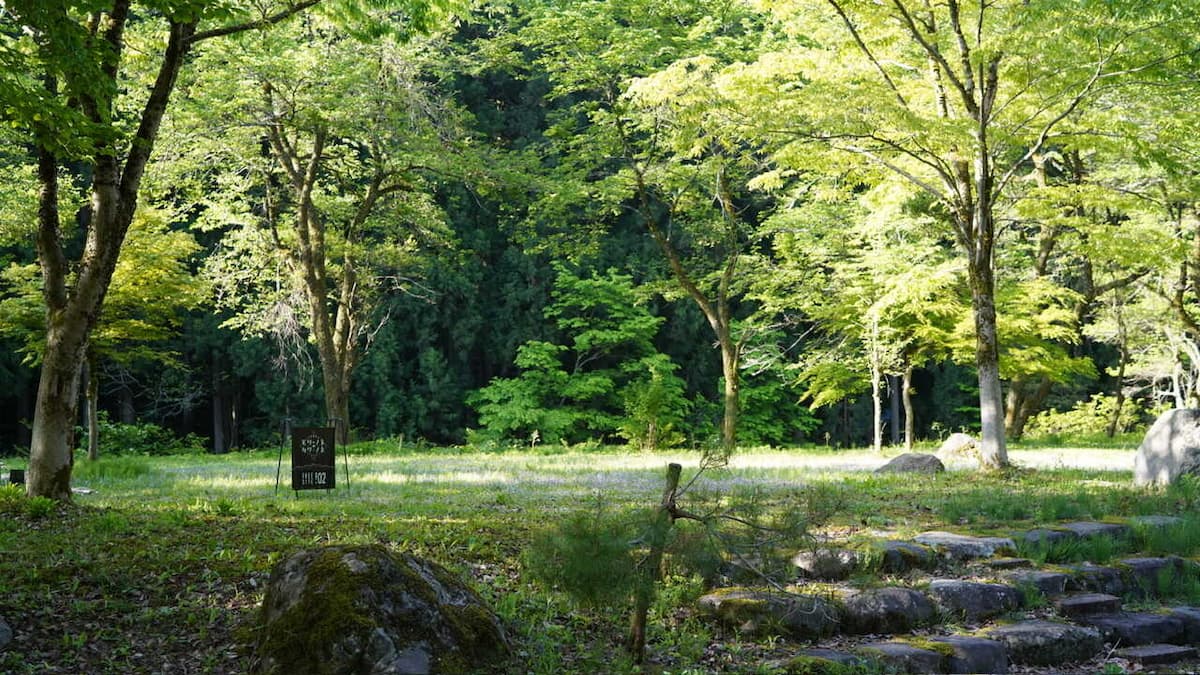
[1,444,1197,673]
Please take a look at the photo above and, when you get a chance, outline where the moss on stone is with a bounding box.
[255,545,507,675]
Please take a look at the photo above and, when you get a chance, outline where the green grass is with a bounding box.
[0,443,1196,674]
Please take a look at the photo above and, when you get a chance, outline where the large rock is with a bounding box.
[936,433,979,466]
[984,620,1103,666]
[792,548,859,580]
[914,532,1016,560]
[1077,612,1186,646]
[1134,408,1200,486]
[842,587,935,634]
[928,579,1022,622]
[929,636,1009,674]
[855,642,943,673]
[875,453,945,475]
[697,588,841,639]
[254,545,508,675]
[871,540,937,573]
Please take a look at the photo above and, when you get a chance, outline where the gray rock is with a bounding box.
[875,453,945,474]
[792,548,859,580]
[1077,611,1186,646]
[1130,515,1185,529]
[984,620,1103,666]
[872,541,936,573]
[1114,644,1198,666]
[986,557,1032,570]
[843,587,935,634]
[697,588,841,640]
[1058,521,1132,540]
[1054,593,1122,618]
[1020,528,1077,547]
[0,616,10,652]
[1169,607,1200,644]
[936,433,978,462]
[778,648,868,671]
[928,579,1022,622]
[1007,570,1070,599]
[1120,557,1185,597]
[914,531,1017,560]
[254,545,508,675]
[1135,409,1200,486]
[1065,563,1127,595]
[856,642,944,673]
[929,636,1009,674]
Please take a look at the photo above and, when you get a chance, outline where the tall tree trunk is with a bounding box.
[902,365,914,451]
[889,374,901,446]
[1107,303,1129,438]
[212,352,226,454]
[28,17,196,499]
[967,220,1008,469]
[718,331,739,455]
[85,353,100,462]
[870,362,883,453]
[119,386,135,424]
[1004,377,1052,440]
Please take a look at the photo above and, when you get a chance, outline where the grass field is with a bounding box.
[2,441,1196,673]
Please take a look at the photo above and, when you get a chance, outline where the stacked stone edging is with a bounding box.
[698,515,1200,672]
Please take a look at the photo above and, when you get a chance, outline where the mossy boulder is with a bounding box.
[697,587,842,639]
[253,545,508,675]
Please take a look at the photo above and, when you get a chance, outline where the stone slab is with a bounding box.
[928,579,1022,622]
[986,557,1033,570]
[1064,563,1127,595]
[1130,515,1185,529]
[1120,557,1185,597]
[873,541,936,573]
[1171,606,1200,644]
[1054,593,1122,618]
[1077,612,1186,646]
[1007,570,1069,598]
[1113,643,1198,665]
[856,642,944,674]
[1058,521,1132,540]
[1021,528,1077,547]
[697,588,841,639]
[984,620,1103,666]
[914,532,1016,560]
[929,635,1008,674]
[842,587,935,635]
[792,548,859,581]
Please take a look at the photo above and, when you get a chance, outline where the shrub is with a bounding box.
[81,413,205,456]
[1025,393,1147,438]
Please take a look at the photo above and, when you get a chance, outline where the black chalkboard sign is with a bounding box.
[292,427,336,490]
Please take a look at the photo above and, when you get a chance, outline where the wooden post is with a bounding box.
[628,462,681,663]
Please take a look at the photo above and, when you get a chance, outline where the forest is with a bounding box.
[3,0,1200,497]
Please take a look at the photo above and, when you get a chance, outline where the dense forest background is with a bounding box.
[3,0,1197,459]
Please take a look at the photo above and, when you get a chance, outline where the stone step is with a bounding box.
[856,642,944,673]
[1076,611,1186,647]
[1059,521,1133,540]
[1119,556,1187,597]
[1006,570,1069,598]
[1064,563,1127,595]
[928,579,1022,622]
[928,636,1009,674]
[1114,643,1198,666]
[913,532,1017,560]
[983,620,1103,666]
[1054,592,1121,618]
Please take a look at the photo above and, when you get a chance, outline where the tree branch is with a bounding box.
[189,0,323,44]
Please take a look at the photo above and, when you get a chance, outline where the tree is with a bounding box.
[719,0,1200,467]
[1,207,202,460]
[470,265,688,446]
[165,19,468,444]
[518,0,770,454]
[0,0,457,499]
